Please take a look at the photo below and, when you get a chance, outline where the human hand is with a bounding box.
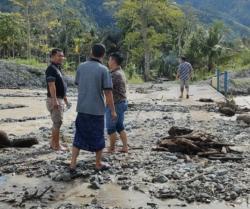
[53,98,59,110]
[111,111,117,121]
[66,102,72,110]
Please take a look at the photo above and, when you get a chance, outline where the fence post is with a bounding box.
[216,69,220,92]
[224,71,228,97]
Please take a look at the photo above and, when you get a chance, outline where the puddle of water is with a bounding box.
[0,94,77,135]
[1,174,249,209]
[55,182,250,209]
[0,174,47,188]
[0,175,7,186]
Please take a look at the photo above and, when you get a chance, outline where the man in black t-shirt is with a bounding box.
[45,48,70,151]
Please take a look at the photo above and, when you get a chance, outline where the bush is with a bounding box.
[124,64,143,84]
[240,50,250,66]
[7,58,47,68]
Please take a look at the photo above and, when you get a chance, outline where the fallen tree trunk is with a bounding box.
[155,127,243,161]
[0,131,38,148]
[11,137,38,147]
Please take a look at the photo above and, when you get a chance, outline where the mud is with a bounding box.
[0,83,250,209]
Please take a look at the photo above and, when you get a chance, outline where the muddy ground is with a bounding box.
[0,82,250,209]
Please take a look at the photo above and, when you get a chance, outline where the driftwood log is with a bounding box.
[0,131,38,148]
[0,130,11,148]
[199,98,214,103]
[155,127,243,161]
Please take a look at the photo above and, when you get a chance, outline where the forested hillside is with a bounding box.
[0,0,249,82]
[175,0,250,38]
[176,0,250,27]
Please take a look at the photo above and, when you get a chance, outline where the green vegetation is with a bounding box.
[6,58,47,68]
[0,0,249,81]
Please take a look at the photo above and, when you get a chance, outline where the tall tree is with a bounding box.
[116,0,183,81]
[0,12,25,58]
[205,22,226,71]
[10,0,34,59]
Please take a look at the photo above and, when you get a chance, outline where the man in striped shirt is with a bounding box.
[176,56,193,99]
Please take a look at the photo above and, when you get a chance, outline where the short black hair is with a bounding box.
[109,52,123,65]
[180,56,186,61]
[91,43,106,58]
[50,48,63,57]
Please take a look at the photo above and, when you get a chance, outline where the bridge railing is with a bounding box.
[211,69,229,96]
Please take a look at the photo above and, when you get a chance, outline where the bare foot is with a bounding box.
[58,144,69,151]
[103,147,115,153]
[118,147,128,153]
[50,144,68,151]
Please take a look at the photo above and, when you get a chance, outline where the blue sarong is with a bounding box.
[73,113,105,152]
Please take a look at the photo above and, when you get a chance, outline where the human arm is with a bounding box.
[48,82,59,109]
[104,90,117,120]
[189,64,193,80]
[102,68,116,120]
[176,67,180,80]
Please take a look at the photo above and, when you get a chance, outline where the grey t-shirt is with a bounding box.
[75,58,113,115]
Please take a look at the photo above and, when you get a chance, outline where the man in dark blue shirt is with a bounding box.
[45,48,70,151]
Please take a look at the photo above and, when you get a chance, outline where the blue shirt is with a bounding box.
[178,62,193,81]
[75,58,113,115]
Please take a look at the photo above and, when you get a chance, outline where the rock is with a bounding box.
[0,130,11,148]
[232,185,242,194]
[230,191,238,200]
[186,195,195,203]
[237,115,250,125]
[157,188,177,199]
[90,175,103,184]
[199,98,214,103]
[117,176,130,181]
[219,107,236,116]
[216,184,224,191]
[152,175,168,183]
[200,193,211,199]
[147,202,158,208]
[135,87,147,94]
[50,172,71,182]
[163,155,178,161]
[89,181,101,190]
[81,171,91,178]
[121,185,129,190]
[168,126,193,136]
[215,169,228,176]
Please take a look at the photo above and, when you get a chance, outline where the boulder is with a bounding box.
[237,114,250,125]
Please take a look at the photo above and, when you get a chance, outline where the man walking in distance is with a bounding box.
[176,56,193,99]
[46,48,70,151]
[70,44,116,172]
[106,52,128,153]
